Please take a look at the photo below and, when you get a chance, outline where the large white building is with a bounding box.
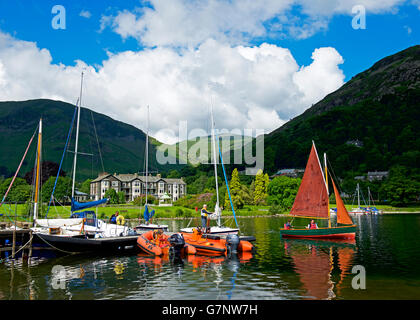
[90,173,187,202]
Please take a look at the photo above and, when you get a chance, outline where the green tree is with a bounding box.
[224,168,244,210]
[380,166,420,206]
[167,170,180,179]
[41,176,72,203]
[79,179,92,195]
[104,188,119,204]
[0,177,31,203]
[267,176,301,211]
[254,169,269,205]
[117,191,125,204]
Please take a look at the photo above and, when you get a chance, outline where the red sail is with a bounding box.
[290,143,329,219]
[332,178,354,225]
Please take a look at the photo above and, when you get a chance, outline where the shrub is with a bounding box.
[175,208,184,217]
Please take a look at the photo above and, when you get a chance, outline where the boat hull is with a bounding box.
[137,231,196,256]
[34,233,139,254]
[135,224,169,233]
[182,233,253,256]
[180,226,239,235]
[280,225,356,240]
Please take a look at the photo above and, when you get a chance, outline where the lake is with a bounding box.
[1,214,419,300]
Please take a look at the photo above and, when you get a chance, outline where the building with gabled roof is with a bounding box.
[90,172,186,202]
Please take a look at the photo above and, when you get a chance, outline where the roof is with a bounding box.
[91,173,185,184]
[367,171,388,175]
[74,190,88,196]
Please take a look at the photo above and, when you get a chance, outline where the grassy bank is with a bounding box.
[1,203,419,223]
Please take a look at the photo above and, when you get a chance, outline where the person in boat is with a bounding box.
[284,220,293,229]
[200,204,213,231]
[110,212,118,224]
[152,229,167,247]
[307,220,318,229]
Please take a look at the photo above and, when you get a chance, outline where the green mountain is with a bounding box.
[163,133,254,165]
[0,99,180,181]
[264,45,420,178]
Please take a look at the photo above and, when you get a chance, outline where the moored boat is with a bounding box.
[280,142,356,240]
[182,228,253,256]
[137,230,196,256]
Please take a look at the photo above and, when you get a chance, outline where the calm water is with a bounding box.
[1,214,420,300]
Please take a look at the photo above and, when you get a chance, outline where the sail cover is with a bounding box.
[332,179,354,225]
[290,143,329,219]
[144,204,150,222]
[71,198,107,212]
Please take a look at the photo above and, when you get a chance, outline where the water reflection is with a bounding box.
[283,238,356,300]
[1,215,420,299]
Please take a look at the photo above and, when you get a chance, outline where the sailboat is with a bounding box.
[279,142,356,239]
[135,106,168,232]
[31,73,138,253]
[349,183,367,214]
[181,106,239,235]
[365,187,381,215]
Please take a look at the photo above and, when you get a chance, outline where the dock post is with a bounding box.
[29,230,33,260]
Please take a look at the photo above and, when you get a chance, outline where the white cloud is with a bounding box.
[79,10,92,19]
[0,32,345,144]
[101,0,406,46]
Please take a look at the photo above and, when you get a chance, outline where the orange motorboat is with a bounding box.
[182,228,253,256]
[137,230,196,256]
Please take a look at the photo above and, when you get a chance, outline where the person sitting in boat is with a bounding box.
[200,204,213,230]
[110,212,118,224]
[284,220,292,229]
[307,220,318,229]
[152,229,167,247]
[116,212,125,226]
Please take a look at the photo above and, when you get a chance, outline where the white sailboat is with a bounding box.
[32,72,129,238]
[349,183,367,215]
[135,106,168,232]
[181,106,239,235]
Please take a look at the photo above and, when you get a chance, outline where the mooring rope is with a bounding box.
[35,233,80,255]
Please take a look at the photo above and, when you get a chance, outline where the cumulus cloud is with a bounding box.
[0,32,344,144]
[79,10,92,19]
[100,0,406,46]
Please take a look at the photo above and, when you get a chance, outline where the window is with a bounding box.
[112,181,119,187]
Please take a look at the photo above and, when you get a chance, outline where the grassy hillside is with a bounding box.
[0,99,180,181]
[264,45,420,179]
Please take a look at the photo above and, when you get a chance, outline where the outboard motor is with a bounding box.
[168,233,186,256]
[226,234,240,255]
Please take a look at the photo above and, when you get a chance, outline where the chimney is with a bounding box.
[157,174,161,178]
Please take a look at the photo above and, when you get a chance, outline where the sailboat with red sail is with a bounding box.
[279,142,356,239]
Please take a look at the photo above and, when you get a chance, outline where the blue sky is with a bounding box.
[1,0,418,80]
[0,0,419,143]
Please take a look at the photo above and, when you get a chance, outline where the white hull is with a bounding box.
[135,223,169,232]
[180,226,239,235]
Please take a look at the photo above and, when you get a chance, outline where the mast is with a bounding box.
[72,72,84,200]
[324,153,331,228]
[210,106,220,227]
[145,105,149,207]
[357,183,360,208]
[33,118,42,222]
